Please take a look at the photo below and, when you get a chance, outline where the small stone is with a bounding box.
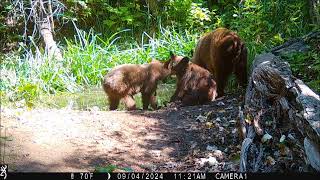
[213,150,224,160]
[206,145,218,151]
[217,102,225,106]
[196,115,207,123]
[261,133,272,143]
[229,120,237,125]
[232,128,237,134]
[207,156,218,166]
[266,156,276,165]
[280,135,286,143]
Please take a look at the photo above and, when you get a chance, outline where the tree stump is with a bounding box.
[239,32,320,172]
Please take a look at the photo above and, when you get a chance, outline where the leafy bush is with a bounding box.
[282,51,320,93]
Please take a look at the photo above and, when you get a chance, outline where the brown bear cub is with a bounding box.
[192,27,248,97]
[103,59,171,111]
[169,53,217,106]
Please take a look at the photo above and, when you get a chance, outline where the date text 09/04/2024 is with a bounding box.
[79,172,247,180]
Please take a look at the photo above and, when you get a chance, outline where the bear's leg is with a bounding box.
[108,96,120,110]
[170,85,185,102]
[150,94,158,110]
[142,93,152,110]
[123,95,136,111]
[216,75,227,97]
[215,66,232,97]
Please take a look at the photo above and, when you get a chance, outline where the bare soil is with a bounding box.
[1,93,244,172]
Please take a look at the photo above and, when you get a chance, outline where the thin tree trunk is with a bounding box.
[40,18,62,61]
[38,0,62,61]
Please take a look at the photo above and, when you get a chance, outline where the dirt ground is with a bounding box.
[0,93,244,172]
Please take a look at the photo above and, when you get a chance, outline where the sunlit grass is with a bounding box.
[32,84,176,111]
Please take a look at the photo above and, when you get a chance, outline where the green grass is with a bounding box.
[31,83,176,111]
[0,27,196,108]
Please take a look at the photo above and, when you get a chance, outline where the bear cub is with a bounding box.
[103,59,171,110]
[169,53,217,106]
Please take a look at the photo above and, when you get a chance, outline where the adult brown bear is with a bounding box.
[103,59,171,110]
[169,53,217,106]
[192,28,248,97]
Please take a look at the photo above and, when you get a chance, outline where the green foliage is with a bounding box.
[0,28,194,106]
[1,0,317,107]
[282,50,320,93]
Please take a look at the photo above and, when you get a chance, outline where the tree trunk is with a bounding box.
[38,0,62,61]
[239,32,320,172]
[40,18,63,61]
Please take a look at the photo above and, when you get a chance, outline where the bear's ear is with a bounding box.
[181,57,190,64]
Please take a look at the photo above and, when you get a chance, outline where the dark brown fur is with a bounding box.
[103,60,170,110]
[169,54,217,106]
[192,28,248,97]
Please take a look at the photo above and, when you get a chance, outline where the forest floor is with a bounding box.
[1,92,245,172]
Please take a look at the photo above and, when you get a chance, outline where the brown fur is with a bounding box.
[169,54,217,106]
[192,28,248,97]
[103,60,171,110]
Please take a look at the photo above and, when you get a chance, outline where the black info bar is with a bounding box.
[1,172,320,180]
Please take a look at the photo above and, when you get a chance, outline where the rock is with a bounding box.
[232,128,238,134]
[225,106,233,110]
[265,156,276,166]
[229,120,237,125]
[213,150,224,160]
[206,145,218,151]
[261,133,273,143]
[280,135,286,143]
[224,148,229,153]
[199,157,218,166]
[143,164,157,171]
[196,115,207,123]
[207,157,218,166]
[217,102,225,106]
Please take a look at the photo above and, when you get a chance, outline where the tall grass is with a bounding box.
[0,27,197,106]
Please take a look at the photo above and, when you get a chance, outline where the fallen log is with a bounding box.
[239,32,320,172]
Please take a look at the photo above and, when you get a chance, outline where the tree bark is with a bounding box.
[40,18,63,61]
[38,0,62,61]
[240,32,320,172]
